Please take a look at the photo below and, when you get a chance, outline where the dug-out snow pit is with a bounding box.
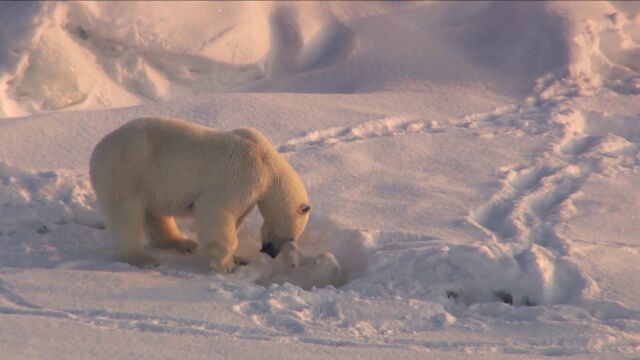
[228,214,371,290]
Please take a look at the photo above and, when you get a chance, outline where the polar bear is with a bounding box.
[89,117,311,273]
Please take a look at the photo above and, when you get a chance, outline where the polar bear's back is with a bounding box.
[91,118,208,182]
[89,117,277,215]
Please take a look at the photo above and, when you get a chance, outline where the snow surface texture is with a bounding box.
[1,1,640,359]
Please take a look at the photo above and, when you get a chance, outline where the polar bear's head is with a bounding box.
[257,167,311,259]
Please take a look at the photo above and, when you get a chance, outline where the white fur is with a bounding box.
[89,117,311,272]
[257,242,342,290]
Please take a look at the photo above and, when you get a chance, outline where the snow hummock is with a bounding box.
[2,1,638,117]
[2,1,640,359]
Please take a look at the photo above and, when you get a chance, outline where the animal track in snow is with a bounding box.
[467,163,589,304]
[470,109,592,254]
[0,276,273,340]
[0,275,42,310]
[278,116,442,153]
[560,136,603,156]
[277,104,543,154]
[555,110,640,172]
[0,271,459,351]
[470,164,562,242]
[276,104,605,307]
[466,104,600,306]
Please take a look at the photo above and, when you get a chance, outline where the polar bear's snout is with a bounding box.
[260,242,279,258]
[261,240,292,258]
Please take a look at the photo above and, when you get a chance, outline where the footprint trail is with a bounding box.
[278,116,443,153]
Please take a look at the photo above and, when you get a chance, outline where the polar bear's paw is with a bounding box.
[234,256,250,267]
[210,257,239,274]
[122,254,161,269]
[211,257,249,274]
[171,238,198,254]
[153,237,198,254]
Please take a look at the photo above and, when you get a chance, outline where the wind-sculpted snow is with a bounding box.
[2,1,640,358]
[0,162,106,268]
[0,2,357,116]
[2,105,640,355]
[1,1,639,116]
[2,98,640,357]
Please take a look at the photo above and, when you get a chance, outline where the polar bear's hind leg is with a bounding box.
[145,214,198,254]
[105,197,159,268]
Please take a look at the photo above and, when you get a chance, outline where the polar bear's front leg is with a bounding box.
[195,206,239,273]
[145,214,198,254]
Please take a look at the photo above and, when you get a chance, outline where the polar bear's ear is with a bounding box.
[298,203,311,215]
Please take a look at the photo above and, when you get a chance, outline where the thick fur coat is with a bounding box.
[90,117,311,272]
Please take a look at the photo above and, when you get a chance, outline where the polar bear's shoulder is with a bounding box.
[226,128,283,171]
[229,128,277,151]
[230,127,268,143]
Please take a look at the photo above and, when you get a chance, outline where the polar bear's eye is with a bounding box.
[298,203,311,215]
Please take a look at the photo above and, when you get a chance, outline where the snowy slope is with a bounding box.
[1,1,640,359]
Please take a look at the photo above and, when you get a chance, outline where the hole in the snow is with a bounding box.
[446,289,537,307]
[167,213,371,290]
[36,225,50,235]
[234,213,371,290]
[493,290,514,305]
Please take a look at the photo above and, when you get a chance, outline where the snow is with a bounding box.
[1,1,640,358]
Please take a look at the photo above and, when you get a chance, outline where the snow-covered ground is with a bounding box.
[1,1,640,358]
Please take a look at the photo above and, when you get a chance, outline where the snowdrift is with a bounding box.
[0,1,638,117]
[2,1,640,358]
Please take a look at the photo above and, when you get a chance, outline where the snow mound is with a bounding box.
[0,162,106,267]
[0,2,356,117]
[446,1,640,100]
[535,1,640,100]
[3,1,640,356]
[1,1,639,117]
[340,231,590,307]
[447,2,570,85]
[554,109,640,172]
